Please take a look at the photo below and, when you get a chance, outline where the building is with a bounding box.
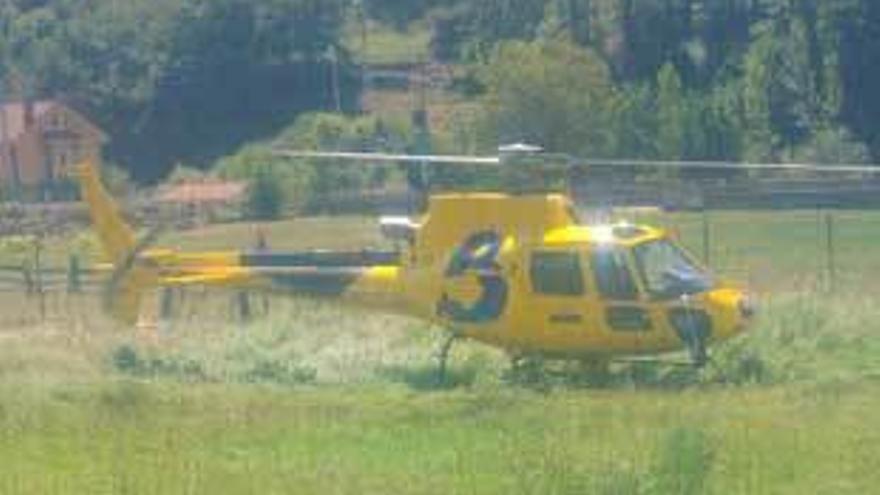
[155,179,248,226]
[0,100,107,199]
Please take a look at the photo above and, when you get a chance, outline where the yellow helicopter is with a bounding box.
[78,148,769,376]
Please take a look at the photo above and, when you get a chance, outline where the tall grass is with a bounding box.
[712,291,880,386]
[3,212,880,493]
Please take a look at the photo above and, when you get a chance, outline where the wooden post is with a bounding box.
[159,287,174,336]
[237,291,251,324]
[825,212,836,293]
[21,261,33,296]
[67,253,82,293]
[701,208,711,266]
[34,238,45,321]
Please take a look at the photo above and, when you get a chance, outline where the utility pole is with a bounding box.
[329,45,342,113]
[408,61,432,212]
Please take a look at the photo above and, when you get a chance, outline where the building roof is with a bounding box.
[0,100,107,146]
[156,180,248,204]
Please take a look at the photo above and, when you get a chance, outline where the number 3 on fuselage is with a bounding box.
[436,231,509,324]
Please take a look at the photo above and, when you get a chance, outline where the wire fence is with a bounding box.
[621,208,880,294]
[1,207,877,302]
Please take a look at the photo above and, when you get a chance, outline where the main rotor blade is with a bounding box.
[571,158,880,174]
[273,150,501,165]
[274,149,880,174]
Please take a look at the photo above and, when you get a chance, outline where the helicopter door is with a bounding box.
[591,248,652,333]
[526,250,592,344]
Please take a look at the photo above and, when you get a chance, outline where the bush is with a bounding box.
[109,340,317,387]
[245,167,285,220]
[242,358,317,386]
[110,344,206,382]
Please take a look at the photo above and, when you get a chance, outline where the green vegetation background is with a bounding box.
[2,0,878,193]
[4,4,880,492]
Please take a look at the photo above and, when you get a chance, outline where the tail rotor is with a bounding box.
[102,225,164,324]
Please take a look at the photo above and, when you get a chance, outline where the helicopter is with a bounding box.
[78,147,880,376]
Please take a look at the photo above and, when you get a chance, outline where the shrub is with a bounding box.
[245,167,285,220]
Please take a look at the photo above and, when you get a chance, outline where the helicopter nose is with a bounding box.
[705,288,754,341]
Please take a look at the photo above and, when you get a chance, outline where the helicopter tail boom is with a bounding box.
[152,253,410,315]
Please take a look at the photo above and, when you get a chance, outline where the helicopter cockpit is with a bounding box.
[631,239,714,300]
[569,225,715,303]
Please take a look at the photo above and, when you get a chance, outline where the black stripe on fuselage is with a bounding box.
[260,267,365,297]
[241,250,400,269]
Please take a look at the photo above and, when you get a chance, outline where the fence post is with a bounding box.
[22,262,34,295]
[701,208,711,266]
[237,291,251,324]
[159,287,174,336]
[34,238,46,322]
[67,253,82,293]
[825,212,836,293]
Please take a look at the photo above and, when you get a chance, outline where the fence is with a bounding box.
[1,200,878,327]
[0,253,264,328]
[620,207,880,294]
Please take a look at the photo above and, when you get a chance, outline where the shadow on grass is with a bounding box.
[378,363,479,392]
[377,354,767,393]
[109,344,317,387]
[500,358,743,393]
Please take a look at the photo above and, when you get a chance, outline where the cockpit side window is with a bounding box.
[530,251,585,296]
[592,248,639,301]
[632,239,712,300]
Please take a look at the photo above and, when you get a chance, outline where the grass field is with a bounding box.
[343,19,431,66]
[2,211,880,494]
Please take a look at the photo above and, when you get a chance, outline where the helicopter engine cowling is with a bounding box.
[380,216,420,244]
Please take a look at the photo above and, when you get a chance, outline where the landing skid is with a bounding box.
[434,332,461,385]
[613,355,708,368]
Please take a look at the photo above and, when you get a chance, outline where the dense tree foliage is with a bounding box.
[429,0,879,164]
[3,0,880,190]
[0,0,355,182]
[216,112,411,212]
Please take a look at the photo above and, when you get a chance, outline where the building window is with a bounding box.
[531,251,585,296]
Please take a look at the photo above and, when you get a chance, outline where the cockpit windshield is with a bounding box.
[632,239,713,300]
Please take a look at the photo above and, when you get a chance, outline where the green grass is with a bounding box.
[343,19,431,65]
[3,211,880,493]
[0,289,878,494]
[1,373,879,493]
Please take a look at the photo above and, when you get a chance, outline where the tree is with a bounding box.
[245,166,284,220]
[216,112,412,211]
[274,112,411,196]
[217,145,311,213]
[739,12,828,161]
[0,0,355,183]
[479,40,616,156]
[794,125,870,165]
[656,63,684,159]
[430,0,549,61]
[829,0,880,158]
